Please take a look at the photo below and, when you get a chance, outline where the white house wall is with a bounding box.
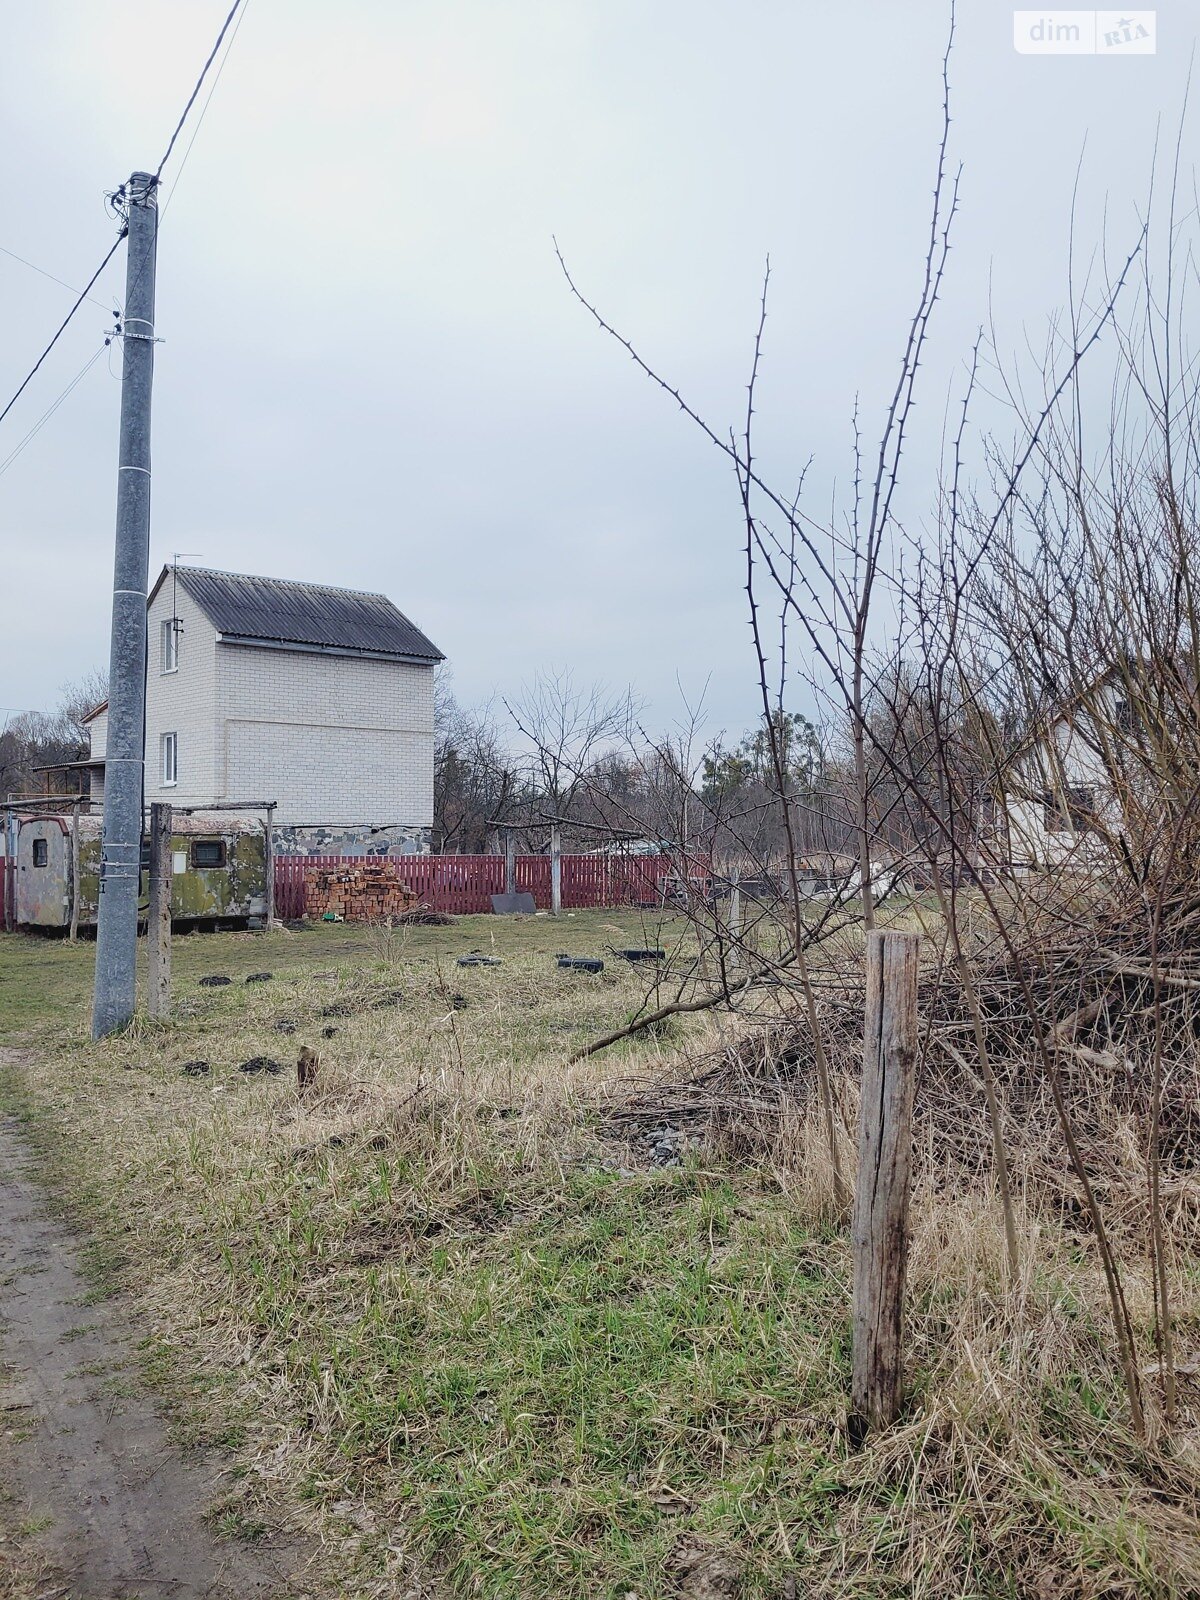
[144,579,220,808]
[1005,707,1125,869]
[214,642,434,829]
[86,578,436,839]
[85,707,108,808]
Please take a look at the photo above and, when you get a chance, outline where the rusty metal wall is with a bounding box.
[14,817,71,928]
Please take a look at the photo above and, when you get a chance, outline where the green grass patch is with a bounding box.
[0,908,690,1044]
[210,1156,848,1598]
[2,913,1199,1599]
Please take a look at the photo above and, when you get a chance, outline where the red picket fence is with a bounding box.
[271,853,689,920]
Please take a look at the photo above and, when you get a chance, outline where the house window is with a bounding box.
[32,838,48,867]
[160,618,180,673]
[190,839,226,869]
[1043,785,1095,834]
[161,732,178,787]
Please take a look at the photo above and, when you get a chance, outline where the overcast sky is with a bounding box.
[1,0,1195,743]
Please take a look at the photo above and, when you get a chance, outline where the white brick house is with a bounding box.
[85,565,443,853]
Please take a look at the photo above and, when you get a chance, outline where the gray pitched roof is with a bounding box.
[165,566,444,663]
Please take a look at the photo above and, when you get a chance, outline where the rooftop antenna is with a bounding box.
[170,551,202,628]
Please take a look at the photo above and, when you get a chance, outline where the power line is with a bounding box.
[0,0,245,437]
[0,344,106,479]
[0,244,112,310]
[0,233,124,430]
[160,0,251,218]
[153,0,242,183]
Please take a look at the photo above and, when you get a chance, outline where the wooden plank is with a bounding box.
[264,804,276,930]
[851,928,920,1441]
[68,802,81,943]
[147,802,172,1021]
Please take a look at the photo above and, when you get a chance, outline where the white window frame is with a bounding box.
[161,732,178,788]
[160,617,179,674]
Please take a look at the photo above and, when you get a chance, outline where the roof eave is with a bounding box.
[216,632,443,666]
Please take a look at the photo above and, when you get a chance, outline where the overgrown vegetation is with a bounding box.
[7,14,1200,1600]
[2,906,1198,1597]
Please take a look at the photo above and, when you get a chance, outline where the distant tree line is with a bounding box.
[7,660,1009,875]
[433,670,885,863]
[0,671,107,804]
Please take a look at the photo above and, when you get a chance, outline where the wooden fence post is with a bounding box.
[550,826,562,916]
[68,800,81,944]
[147,802,172,1021]
[851,928,919,1442]
[264,803,276,931]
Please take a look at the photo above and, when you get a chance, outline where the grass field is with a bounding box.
[2,911,1199,1599]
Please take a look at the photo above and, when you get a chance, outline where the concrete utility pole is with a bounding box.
[728,867,742,968]
[93,173,158,1038]
[550,825,562,917]
[503,828,516,899]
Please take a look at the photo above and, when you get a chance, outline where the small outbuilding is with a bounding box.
[4,808,266,932]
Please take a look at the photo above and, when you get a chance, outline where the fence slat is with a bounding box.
[267,852,677,919]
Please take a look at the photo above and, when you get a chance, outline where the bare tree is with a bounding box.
[0,670,107,800]
[504,668,638,837]
[433,676,516,854]
[548,2,1200,1448]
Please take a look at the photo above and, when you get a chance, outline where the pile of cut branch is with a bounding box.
[603,879,1200,1203]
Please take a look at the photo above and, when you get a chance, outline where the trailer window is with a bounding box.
[191,839,226,869]
[32,839,48,867]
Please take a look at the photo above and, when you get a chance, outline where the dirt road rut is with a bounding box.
[0,1112,308,1598]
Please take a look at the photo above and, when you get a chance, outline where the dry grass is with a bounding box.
[1,908,1199,1597]
[0,1487,56,1600]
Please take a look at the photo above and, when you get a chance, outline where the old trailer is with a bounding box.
[4,810,267,932]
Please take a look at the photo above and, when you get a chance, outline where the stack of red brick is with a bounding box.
[303,860,419,922]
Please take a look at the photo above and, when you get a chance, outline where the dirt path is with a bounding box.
[0,1111,311,1599]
